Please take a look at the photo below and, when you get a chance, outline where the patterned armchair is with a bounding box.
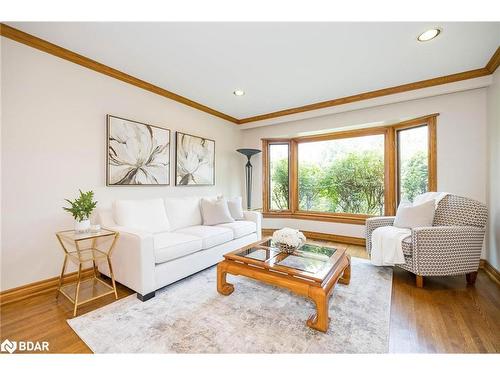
[366,194,488,287]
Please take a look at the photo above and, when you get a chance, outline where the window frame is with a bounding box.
[394,116,437,206]
[262,139,292,213]
[262,114,438,225]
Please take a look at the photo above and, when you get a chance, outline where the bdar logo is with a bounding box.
[0,339,49,353]
[1,339,17,354]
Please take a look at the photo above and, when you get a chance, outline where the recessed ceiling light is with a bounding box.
[233,89,245,96]
[417,28,441,42]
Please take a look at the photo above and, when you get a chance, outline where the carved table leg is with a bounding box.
[306,287,329,333]
[217,261,234,296]
[338,255,351,285]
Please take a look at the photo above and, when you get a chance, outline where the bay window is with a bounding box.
[298,133,385,215]
[262,114,437,224]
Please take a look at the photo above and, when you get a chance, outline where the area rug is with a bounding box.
[67,257,392,353]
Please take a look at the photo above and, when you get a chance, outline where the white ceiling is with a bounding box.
[8,22,500,119]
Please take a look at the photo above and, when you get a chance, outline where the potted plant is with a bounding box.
[63,190,98,233]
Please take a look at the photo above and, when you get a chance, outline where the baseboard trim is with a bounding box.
[262,228,366,247]
[261,229,274,237]
[479,259,500,285]
[0,268,94,306]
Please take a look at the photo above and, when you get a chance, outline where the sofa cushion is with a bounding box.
[217,221,256,239]
[175,225,234,249]
[227,196,245,220]
[164,197,202,230]
[153,232,203,264]
[393,200,435,229]
[200,197,234,225]
[114,199,169,233]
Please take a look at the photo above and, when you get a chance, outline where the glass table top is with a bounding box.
[229,239,340,281]
[57,229,116,242]
[260,239,337,259]
[59,277,114,304]
[235,247,280,262]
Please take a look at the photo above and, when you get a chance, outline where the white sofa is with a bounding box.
[97,196,262,301]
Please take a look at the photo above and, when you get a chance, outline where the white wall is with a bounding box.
[241,88,488,239]
[0,38,244,291]
[486,69,500,270]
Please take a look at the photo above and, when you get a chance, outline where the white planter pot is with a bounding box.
[75,219,91,233]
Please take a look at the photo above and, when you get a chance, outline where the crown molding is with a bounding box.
[237,67,491,124]
[485,46,500,74]
[1,23,498,126]
[238,46,499,125]
[237,75,492,129]
[0,23,239,124]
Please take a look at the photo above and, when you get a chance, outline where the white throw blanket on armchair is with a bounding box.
[370,227,411,266]
[370,192,449,266]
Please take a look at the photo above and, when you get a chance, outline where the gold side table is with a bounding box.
[55,229,119,316]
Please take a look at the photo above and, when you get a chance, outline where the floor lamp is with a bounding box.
[236,148,261,210]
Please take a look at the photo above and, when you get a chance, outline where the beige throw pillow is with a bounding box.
[393,200,436,229]
[227,196,244,220]
[200,197,235,226]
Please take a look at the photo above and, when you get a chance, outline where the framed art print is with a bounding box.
[107,115,170,185]
[175,132,215,186]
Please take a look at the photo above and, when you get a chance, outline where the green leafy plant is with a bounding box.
[63,190,97,222]
[271,148,428,215]
[401,151,428,202]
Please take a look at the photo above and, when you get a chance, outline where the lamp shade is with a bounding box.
[236,148,261,158]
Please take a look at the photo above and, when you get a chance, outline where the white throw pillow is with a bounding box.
[114,199,170,233]
[393,200,436,229]
[227,196,244,220]
[164,197,203,231]
[200,197,235,226]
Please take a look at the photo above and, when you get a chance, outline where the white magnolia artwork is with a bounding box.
[176,132,215,186]
[107,115,170,185]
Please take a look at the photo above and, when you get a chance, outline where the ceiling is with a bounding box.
[7,22,500,120]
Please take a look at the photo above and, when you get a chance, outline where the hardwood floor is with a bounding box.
[0,280,133,354]
[389,267,500,353]
[1,241,499,353]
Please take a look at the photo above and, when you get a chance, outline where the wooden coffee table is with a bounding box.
[217,239,350,333]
